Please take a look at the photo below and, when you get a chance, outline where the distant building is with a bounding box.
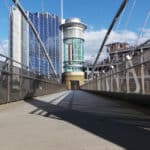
[83,41,150,79]
[10,6,61,77]
[106,42,129,52]
[106,42,129,63]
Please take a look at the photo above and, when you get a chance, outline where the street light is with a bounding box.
[126,54,132,60]
[102,70,105,73]
[110,65,114,69]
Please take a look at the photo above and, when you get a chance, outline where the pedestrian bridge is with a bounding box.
[0,1,150,149]
[1,52,150,149]
[0,90,150,150]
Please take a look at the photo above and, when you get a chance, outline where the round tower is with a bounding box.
[60,18,87,90]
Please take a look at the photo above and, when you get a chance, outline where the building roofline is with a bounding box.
[60,18,87,30]
[105,42,129,47]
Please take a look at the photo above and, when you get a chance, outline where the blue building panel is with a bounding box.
[29,12,61,78]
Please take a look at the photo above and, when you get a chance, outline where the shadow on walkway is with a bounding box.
[25,92,150,150]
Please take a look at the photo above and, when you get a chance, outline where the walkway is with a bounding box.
[0,90,150,150]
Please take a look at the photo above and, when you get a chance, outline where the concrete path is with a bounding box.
[0,90,150,150]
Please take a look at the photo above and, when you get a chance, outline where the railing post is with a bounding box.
[110,70,112,92]
[99,72,102,91]
[20,62,23,99]
[106,72,109,91]
[141,48,145,94]
[125,55,130,93]
[116,54,120,92]
[7,60,10,103]
[116,64,120,92]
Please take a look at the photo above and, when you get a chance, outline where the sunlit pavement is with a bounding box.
[0,90,150,150]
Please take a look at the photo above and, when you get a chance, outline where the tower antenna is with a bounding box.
[41,0,44,12]
[61,0,64,23]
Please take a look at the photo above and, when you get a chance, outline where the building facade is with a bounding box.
[10,6,23,68]
[10,6,61,78]
[29,12,61,77]
[60,18,87,89]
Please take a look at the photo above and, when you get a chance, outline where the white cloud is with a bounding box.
[84,28,150,63]
[0,40,9,61]
[84,29,108,63]
[108,30,138,43]
[137,28,150,43]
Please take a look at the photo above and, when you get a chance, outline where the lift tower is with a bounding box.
[60,18,87,90]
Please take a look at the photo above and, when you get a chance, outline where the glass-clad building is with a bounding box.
[60,18,87,89]
[64,39,84,72]
[60,18,86,73]
[10,6,61,78]
[29,12,61,77]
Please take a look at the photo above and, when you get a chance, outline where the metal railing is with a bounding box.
[0,54,66,105]
[81,46,150,95]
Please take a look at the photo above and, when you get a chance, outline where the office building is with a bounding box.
[10,6,61,77]
[29,12,61,77]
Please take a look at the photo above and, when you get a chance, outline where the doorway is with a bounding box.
[71,80,80,90]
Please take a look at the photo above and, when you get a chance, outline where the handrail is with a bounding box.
[0,53,28,68]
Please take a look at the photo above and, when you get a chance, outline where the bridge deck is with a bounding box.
[0,90,150,150]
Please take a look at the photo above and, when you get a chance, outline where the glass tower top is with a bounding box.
[60,18,87,72]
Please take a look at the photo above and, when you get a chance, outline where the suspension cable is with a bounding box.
[118,0,137,45]
[0,41,7,56]
[93,0,137,77]
[94,2,150,78]
[124,0,137,29]
[4,0,9,11]
[0,0,9,58]
[89,0,128,78]
[41,0,44,12]
[109,0,137,69]
[137,11,150,43]
[115,4,126,32]
[12,0,60,83]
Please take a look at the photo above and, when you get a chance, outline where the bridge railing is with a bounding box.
[0,54,66,105]
[81,46,150,95]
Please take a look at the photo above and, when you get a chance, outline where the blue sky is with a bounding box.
[21,0,150,32]
[0,0,150,60]
[0,0,150,39]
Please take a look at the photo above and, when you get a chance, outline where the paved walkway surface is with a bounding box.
[0,90,150,150]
